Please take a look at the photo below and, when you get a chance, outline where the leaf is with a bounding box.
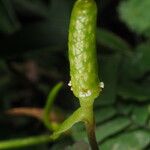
[0,22,65,58]
[47,0,73,38]
[118,0,150,36]
[72,117,131,142]
[119,55,141,80]
[97,28,131,54]
[100,130,150,150]
[12,0,48,18]
[51,138,74,150]
[118,82,150,101]
[66,141,90,150]
[96,54,120,105]
[95,106,117,124]
[0,0,20,34]
[144,28,150,38]
[96,117,131,142]
[71,123,87,142]
[0,0,73,58]
[135,43,150,74]
[118,43,150,80]
[131,105,149,125]
[117,104,133,116]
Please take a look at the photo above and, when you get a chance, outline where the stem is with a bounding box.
[0,135,52,150]
[80,101,99,150]
[43,82,63,131]
[85,118,99,150]
[51,107,83,140]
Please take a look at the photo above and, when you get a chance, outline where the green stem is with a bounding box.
[80,100,99,150]
[51,107,83,140]
[0,135,52,150]
[85,118,99,150]
[43,82,63,131]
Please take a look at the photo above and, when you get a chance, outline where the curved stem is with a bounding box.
[43,82,63,131]
[0,135,52,150]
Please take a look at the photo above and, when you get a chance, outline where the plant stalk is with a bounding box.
[0,135,52,149]
[85,118,99,150]
[80,101,99,150]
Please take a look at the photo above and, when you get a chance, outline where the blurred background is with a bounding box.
[0,0,150,149]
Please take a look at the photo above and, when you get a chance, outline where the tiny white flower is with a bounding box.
[79,90,91,98]
[100,82,104,89]
[68,81,72,87]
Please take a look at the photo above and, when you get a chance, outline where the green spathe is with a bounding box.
[68,0,100,101]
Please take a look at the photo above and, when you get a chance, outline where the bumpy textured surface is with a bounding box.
[68,0,100,101]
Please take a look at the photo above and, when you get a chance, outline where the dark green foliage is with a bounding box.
[118,0,150,37]
[0,0,150,149]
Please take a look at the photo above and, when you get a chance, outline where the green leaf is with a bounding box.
[66,141,90,150]
[96,54,120,105]
[101,130,150,150]
[95,106,117,124]
[117,104,133,116]
[131,105,149,125]
[144,28,150,38]
[12,0,48,18]
[47,0,73,38]
[96,117,131,142]
[118,0,150,36]
[71,122,87,142]
[0,22,66,58]
[51,138,73,150]
[0,0,20,34]
[135,43,150,74]
[97,28,131,54]
[72,117,131,142]
[119,56,141,80]
[0,0,73,58]
[118,43,150,80]
[118,82,150,101]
